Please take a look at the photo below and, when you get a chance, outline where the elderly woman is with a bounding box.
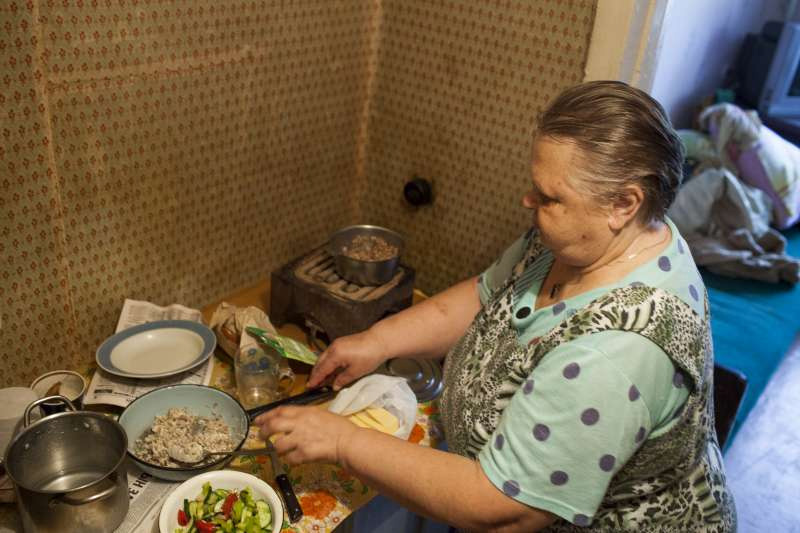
[255,81,736,532]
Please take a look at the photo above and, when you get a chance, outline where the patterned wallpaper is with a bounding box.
[0,0,378,386]
[0,0,597,387]
[360,0,597,293]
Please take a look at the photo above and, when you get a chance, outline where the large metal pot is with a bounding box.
[1,396,129,533]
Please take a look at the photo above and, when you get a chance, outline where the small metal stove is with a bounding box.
[270,245,446,402]
[270,245,416,343]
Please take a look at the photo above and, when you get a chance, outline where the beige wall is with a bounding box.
[0,1,376,386]
[0,0,598,387]
[359,1,597,293]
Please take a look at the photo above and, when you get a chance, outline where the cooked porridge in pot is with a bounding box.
[133,408,236,467]
[342,235,399,261]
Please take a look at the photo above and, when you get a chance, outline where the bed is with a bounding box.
[703,225,800,445]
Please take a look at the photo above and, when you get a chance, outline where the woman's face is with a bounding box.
[522,137,615,267]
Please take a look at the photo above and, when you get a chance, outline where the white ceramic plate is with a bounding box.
[158,470,284,533]
[95,320,216,379]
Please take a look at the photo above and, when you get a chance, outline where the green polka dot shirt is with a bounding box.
[477,218,699,526]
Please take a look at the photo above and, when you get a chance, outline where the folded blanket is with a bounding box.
[668,167,800,284]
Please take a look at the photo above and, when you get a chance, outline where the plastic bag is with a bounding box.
[327,375,417,440]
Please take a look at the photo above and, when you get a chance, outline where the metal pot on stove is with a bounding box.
[328,225,404,286]
[1,396,129,533]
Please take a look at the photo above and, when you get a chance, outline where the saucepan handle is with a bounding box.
[53,471,120,506]
[23,396,76,427]
[246,387,334,421]
[303,317,328,354]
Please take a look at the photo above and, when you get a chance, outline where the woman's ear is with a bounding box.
[608,184,644,231]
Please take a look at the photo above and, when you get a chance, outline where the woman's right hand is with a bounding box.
[306,328,390,390]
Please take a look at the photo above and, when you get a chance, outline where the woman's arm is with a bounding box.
[370,275,482,360]
[259,406,554,532]
[341,424,555,532]
[308,276,481,389]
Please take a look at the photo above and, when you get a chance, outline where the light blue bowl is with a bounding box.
[118,384,249,481]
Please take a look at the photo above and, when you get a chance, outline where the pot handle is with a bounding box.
[53,471,120,506]
[304,317,328,353]
[23,396,77,427]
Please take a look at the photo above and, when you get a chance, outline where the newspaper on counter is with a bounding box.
[116,462,178,533]
[83,299,215,408]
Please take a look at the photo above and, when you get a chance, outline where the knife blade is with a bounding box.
[266,440,303,522]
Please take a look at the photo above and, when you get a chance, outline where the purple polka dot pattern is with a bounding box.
[574,514,590,526]
[673,371,685,388]
[689,284,699,301]
[533,423,550,441]
[550,470,569,485]
[599,454,616,472]
[563,362,580,379]
[502,480,520,497]
[515,306,531,319]
[553,301,566,315]
[581,408,599,425]
[635,426,647,443]
[658,256,671,272]
[628,385,640,401]
[494,434,505,450]
[523,379,534,395]
[678,239,685,254]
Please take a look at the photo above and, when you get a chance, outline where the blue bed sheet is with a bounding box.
[701,226,800,442]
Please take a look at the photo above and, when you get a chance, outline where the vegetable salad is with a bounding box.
[175,482,273,533]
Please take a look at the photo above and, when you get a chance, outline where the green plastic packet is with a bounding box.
[245,326,319,366]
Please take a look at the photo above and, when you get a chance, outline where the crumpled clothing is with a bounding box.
[668,167,800,284]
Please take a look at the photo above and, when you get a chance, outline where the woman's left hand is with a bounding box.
[255,406,358,465]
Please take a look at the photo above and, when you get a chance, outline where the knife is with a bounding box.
[246,386,335,421]
[266,440,303,522]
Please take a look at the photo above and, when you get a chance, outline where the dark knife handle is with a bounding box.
[276,473,303,522]
[246,386,334,421]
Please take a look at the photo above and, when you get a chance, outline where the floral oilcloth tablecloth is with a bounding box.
[0,355,442,533]
[209,356,443,533]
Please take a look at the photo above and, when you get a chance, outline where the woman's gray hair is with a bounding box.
[536,80,684,223]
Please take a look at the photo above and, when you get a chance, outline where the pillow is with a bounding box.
[699,103,800,229]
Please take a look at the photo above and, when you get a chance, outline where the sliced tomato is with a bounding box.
[195,519,216,533]
[221,492,238,518]
[177,509,189,526]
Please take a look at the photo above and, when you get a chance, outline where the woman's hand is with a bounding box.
[255,406,358,465]
[307,329,389,390]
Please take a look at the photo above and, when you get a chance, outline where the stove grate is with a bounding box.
[293,248,405,302]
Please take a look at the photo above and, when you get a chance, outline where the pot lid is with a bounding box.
[377,358,443,403]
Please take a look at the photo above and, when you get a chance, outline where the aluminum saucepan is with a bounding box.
[328,225,404,286]
[2,396,129,533]
[118,384,333,481]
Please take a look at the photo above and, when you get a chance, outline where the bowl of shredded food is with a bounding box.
[119,384,249,481]
[159,470,283,533]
